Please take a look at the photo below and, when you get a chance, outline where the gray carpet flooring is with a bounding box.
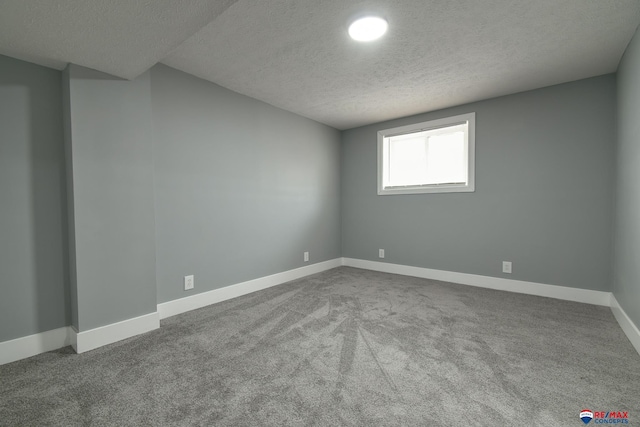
[1,267,639,426]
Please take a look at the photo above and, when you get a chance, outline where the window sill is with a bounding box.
[377,184,475,195]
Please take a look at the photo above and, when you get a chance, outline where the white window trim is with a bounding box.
[377,112,476,195]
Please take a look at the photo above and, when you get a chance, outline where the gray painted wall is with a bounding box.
[65,65,157,331]
[0,55,68,341]
[613,26,640,327]
[342,75,616,291]
[0,52,625,344]
[151,64,341,304]
[62,66,79,329]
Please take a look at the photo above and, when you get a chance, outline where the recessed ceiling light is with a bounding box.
[348,16,388,42]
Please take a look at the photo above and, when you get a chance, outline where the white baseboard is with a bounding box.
[0,326,73,365]
[342,258,611,306]
[4,258,634,364]
[158,258,342,320]
[610,294,640,355]
[71,312,159,354]
[1,260,341,363]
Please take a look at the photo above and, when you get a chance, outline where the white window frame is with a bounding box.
[377,112,476,195]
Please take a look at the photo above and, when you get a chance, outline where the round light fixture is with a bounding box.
[348,16,388,42]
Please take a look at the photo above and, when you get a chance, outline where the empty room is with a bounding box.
[1,0,640,425]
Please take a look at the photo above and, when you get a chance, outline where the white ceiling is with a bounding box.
[1,1,639,129]
[0,0,238,79]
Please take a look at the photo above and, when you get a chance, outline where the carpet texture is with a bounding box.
[1,267,639,426]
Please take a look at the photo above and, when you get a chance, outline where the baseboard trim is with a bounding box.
[3,258,628,364]
[610,294,640,355]
[72,312,160,354]
[158,258,343,320]
[342,258,611,306]
[0,327,73,365]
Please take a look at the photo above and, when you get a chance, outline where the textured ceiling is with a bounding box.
[0,0,238,79]
[163,0,640,129]
[1,1,639,129]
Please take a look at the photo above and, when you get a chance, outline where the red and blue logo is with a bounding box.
[581,410,594,424]
[580,409,629,424]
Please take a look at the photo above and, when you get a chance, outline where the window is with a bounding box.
[377,112,475,195]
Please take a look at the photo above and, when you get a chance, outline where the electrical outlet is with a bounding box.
[502,261,512,274]
[184,275,194,291]
[379,249,385,258]
[304,251,309,262]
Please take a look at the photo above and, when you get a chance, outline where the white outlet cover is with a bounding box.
[502,262,512,274]
[184,275,194,290]
[304,252,309,262]
[379,249,385,258]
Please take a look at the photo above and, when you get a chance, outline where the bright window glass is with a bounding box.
[378,113,475,195]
